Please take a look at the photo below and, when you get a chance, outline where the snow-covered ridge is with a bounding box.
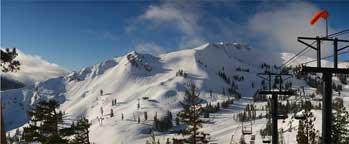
[3,42,347,144]
[1,42,273,141]
[67,58,119,82]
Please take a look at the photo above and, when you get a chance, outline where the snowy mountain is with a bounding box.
[2,42,348,144]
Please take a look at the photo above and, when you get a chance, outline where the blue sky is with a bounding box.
[1,0,349,70]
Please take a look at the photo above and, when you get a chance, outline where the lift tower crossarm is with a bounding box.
[301,66,349,74]
[298,36,349,42]
[258,91,293,95]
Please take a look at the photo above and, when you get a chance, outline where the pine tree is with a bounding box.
[147,130,157,144]
[22,99,72,143]
[71,117,91,144]
[296,110,318,144]
[138,115,141,124]
[137,98,141,110]
[1,48,21,143]
[175,117,180,126]
[239,136,247,144]
[166,138,170,144]
[153,112,159,130]
[176,83,209,144]
[297,120,307,144]
[144,111,148,121]
[0,48,20,72]
[110,109,114,117]
[332,104,349,144]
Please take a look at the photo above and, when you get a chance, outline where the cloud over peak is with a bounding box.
[2,50,69,85]
[135,42,166,56]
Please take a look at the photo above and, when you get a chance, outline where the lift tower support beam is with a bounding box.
[298,36,349,144]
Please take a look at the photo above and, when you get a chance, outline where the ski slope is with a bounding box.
[2,42,348,144]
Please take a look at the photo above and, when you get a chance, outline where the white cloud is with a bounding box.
[247,2,335,57]
[141,4,199,36]
[135,42,166,55]
[2,50,69,85]
[139,3,205,49]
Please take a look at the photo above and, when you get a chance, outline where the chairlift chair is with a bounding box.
[294,110,306,120]
[250,135,255,141]
[277,113,288,119]
[262,136,271,143]
[242,121,253,135]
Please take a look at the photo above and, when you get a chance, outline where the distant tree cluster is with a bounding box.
[217,69,241,99]
[233,104,257,122]
[232,75,244,82]
[111,98,117,106]
[152,111,173,132]
[253,93,268,102]
[201,98,234,118]
[260,63,271,72]
[176,69,187,78]
[235,67,249,72]
[218,70,231,85]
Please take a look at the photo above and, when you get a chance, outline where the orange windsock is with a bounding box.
[310,10,329,25]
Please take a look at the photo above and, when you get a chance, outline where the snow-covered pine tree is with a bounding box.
[296,110,319,144]
[146,130,157,144]
[175,117,180,126]
[176,83,209,144]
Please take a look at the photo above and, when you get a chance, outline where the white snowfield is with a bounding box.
[2,42,348,144]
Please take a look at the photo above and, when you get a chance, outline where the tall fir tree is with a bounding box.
[332,103,349,144]
[176,83,209,144]
[71,117,91,144]
[1,48,21,144]
[22,99,72,144]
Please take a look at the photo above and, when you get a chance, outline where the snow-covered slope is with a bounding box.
[2,43,348,144]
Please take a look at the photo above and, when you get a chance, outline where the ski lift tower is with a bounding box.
[298,10,349,144]
[257,72,293,144]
